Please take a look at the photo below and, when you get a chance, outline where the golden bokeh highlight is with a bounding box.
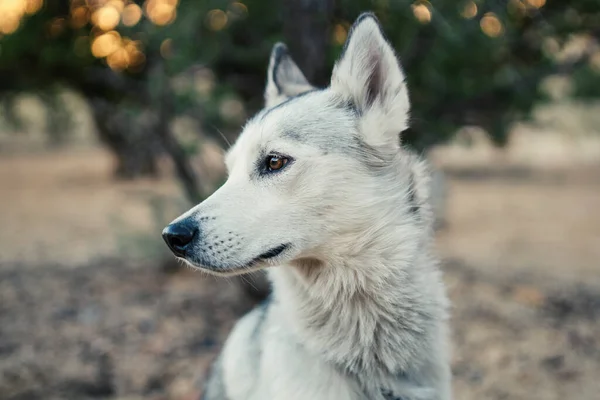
[128,52,146,72]
[207,9,228,31]
[333,24,348,45]
[0,16,20,35]
[122,3,142,27]
[89,25,105,39]
[93,6,120,31]
[480,12,504,38]
[70,6,89,29]
[508,0,527,17]
[91,29,145,71]
[0,0,45,34]
[0,0,27,18]
[107,47,130,71]
[107,0,125,13]
[228,2,248,18]
[0,0,155,72]
[145,0,178,26]
[412,2,432,24]
[91,30,121,58]
[48,17,67,37]
[160,38,172,58]
[461,2,477,19]
[25,0,43,14]
[525,0,546,8]
[123,39,146,69]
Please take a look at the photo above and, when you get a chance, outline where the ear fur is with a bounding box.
[265,43,314,108]
[331,13,410,148]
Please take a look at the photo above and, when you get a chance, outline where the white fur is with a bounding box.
[331,15,410,150]
[169,13,451,400]
[264,43,315,109]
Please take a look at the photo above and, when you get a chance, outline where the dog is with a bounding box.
[162,13,451,400]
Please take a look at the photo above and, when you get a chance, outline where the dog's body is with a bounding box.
[163,13,451,400]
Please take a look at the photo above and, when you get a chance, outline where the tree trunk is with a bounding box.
[89,98,161,179]
[149,61,204,204]
[282,0,335,86]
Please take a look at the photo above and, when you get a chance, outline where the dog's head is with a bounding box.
[163,13,425,275]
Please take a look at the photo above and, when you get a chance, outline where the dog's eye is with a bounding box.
[266,155,288,172]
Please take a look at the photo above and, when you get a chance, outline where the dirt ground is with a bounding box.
[1,147,599,400]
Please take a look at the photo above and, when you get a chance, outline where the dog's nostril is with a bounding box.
[171,236,188,248]
[162,221,198,257]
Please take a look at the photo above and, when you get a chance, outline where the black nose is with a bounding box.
[162,220,198,257]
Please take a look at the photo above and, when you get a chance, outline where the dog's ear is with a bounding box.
[265,43,314,108]
[331,13,410,148]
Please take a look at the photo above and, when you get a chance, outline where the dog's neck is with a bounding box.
[268,227,448,381]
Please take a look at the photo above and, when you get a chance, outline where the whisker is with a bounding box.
[211,125,232,149]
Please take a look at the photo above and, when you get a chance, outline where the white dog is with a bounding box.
[163,13,451,400]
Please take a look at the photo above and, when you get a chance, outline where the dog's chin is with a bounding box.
[179,243,291,277]
[179,258,269,277]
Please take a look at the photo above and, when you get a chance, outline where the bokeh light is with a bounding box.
[0,0,183,73]
[0,16,20,35]
[412,2,432,24]
[228,2,248,20]
[194,68,216,97]
[122,3,142,27]
[508,0,527,17]
[56,0,153,71]
[125,39,146,71]
[145,0,178,26]
[1,0,27,17]
[91,30,121,58]
[207,9,228,31]
[526,0,546,8]
[93,6,121,31]
[160,38,173,58]
[0,0,45,35]
[481,12,504,38]
[70,6,90,29]
[333,23,348,45]
[107,0,125,13]
[461,2,478,19]
[107,47,130,71]
[90,30,145,71]
[219,97,246,124]
[47,17,67,37]
[25,0,43,14]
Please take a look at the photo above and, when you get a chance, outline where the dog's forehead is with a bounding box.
[226,90,356,166]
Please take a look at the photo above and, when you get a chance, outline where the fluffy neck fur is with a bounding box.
[268,154,450,396]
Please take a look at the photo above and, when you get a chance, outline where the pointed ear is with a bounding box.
[265,43,315,108]
[331,13,410,147]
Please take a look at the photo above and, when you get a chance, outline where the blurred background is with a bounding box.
[1,0,599,399]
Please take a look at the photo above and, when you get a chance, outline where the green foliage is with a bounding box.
[572,65,600,98]
[0,0,599,153]
[331,0,598,149]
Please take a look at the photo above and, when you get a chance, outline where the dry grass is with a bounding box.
[1,117,599,399]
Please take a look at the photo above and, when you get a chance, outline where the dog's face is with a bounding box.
[163,14,413,275]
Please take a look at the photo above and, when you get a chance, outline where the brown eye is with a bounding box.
[266,155,288,171]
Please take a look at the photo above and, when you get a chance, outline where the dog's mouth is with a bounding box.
[256,243,289,260]
[183,243,291,276]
